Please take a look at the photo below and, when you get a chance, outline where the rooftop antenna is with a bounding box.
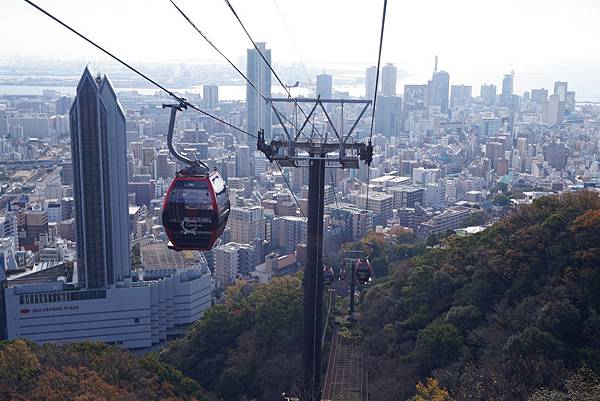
[434,55,438,72]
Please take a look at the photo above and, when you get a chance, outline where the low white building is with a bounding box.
[4,267,211,349]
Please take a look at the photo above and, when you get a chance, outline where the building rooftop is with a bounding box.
[140,243,199,270]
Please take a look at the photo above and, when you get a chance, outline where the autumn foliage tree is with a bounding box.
[358,191,600,400]
[0,339,207,401]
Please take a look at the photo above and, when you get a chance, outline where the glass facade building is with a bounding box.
[246,42,272,141]
[69,67,130,289]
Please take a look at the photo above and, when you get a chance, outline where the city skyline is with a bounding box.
[2,0,600,100]
[2,1,600,400]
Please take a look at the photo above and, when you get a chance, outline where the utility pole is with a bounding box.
[304,152,325,400]
[258,97,372,401]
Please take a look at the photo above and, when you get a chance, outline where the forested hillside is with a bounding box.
[359,191,600,400]
[0,340,207,401]
[2,192,599,401]
[160,275,303,401]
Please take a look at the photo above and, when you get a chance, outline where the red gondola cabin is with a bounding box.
[162,170,230,251]
[355,259,372,284]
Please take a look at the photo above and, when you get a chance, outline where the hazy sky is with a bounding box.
[2,0,600,98]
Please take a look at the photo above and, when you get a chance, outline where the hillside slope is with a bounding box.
[160,275,303,401]
[0,340,207,401]
[358,191,600,400]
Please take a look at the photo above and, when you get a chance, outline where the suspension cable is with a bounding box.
[368,0,389,143]
[169,0,311,141]
[270,0,313,86]
[24,0,255,139]
[328,169,346,244]
[222,0,324,140]
[365,0,389,214]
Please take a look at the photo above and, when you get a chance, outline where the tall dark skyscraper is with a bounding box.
[246,42,272,140]
[430,71,450,114]
[69,67,130,289]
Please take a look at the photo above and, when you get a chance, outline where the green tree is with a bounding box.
[493,194,510,206]
[414,322,463,368]
[461,211,488,227]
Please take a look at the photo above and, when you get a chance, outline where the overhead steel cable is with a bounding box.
[368,0,389,143]
[169,0,306,217]
[365,0,389,213]
[222,0,324,140]
[270,0,313,86]
[24,0,255,139]
[169,0,310,141]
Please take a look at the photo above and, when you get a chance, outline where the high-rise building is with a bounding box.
[154,150,173,180]
[316,73,333,99]
[254,150,267,180]
[203,84,219,109]
[365,66,377,100]
[545,142,567,170]
[214,243,240,288]
[404,84,428,112]
[271,216,307,253]
[502,73,514,100]
[566,91,576,113]
[375,95,402,138]
[128,181,156,207]
[70,67,130,288]
[480,84,497,106]
[543,94,565,125]
[531,88,548,105]
[0,213,18,250]
[355,192,393,227]
[381,63,397,96]
[389,186,425,209]
[0,112,8,136]
[10,114,50,138]
[55,96,73,115]
[424,183,446,209]
[229,205,264,244]
[430,71,450,113]
[246,42,272,139]
[554,81,568,102]
[330,204,373,242]
[450,85,472,108]
[235,144,252,178]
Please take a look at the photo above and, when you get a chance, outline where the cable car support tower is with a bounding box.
[258,97,372,401]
